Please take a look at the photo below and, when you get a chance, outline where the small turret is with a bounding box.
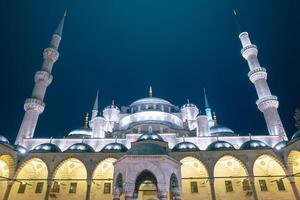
[203,88,214,127]
[103,100,120,123]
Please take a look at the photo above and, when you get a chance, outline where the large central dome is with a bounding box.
[130,97,173,107]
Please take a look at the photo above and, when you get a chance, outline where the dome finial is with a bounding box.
[187,98,190,104]
[112,99,115,106]
[213,112,218,126]
[149,86,153,97]
[84,113,89,128]
[248,133,252,140]
[203,88,210,108]
[114,135,118,143]
[50,137,53,144]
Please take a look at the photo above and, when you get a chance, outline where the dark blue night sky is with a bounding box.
[0,0,299,142]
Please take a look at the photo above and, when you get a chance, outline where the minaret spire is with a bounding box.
[54,10,67,37]
[203,88,210,108]
[233,10,245,35]
[203,88,213,127]
[236,11,287,140]
[149,86,153,97]
[92,90,99,119]
[15,12,66,145]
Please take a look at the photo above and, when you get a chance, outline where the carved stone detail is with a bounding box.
[34,70,53,86]
[248,68,267,83]
[24,98,45,113]
[256,95,279,112]
[43,48,59,62]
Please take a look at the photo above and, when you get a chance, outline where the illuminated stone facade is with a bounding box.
[0,11,300,200]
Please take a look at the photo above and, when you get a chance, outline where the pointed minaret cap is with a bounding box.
[93,90,99,111]
[54,10,67,37]
[203,88,210,108]
[233,10,246,35]
[149,86,153,97]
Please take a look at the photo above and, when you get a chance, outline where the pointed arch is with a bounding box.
[90,157,116,200]
[180,156,211,200]
[214,155,250,200]
[253,154,294,200]
[51,158,87,200]
[0,154,15,200]
[288,150,300,191]
[8,158,48,200]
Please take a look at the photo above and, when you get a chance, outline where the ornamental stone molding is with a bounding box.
[34,70,53,86]
[241,44,258,59]
[256,95,279,112]
[24,98,45,113]
[248,68,267,83]
[43,48,59,63]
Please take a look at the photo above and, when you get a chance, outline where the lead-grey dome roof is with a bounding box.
[130,97,173,106]
[31,143,61,153]
[65,143,95,153]
[68,127,92,138]
[240,140,271,150]
[127,143,167,155]
[137,132,164,142]
[292,130,300,141]
[273,141,288,151]
[0,135,9,144]
[210,125,235,136]
[14,145,28,154]
[206,141,235,151]
[101,143,128,153]
[172,142,200,152]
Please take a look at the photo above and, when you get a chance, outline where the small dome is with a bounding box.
[181,102,197,109]
[65,143,95,153]
[104,101,120,110]
[31,143,61,153]
[292,130,300,140]
[137,132,164,142]
[0,135,9,144]
[273,141,288,151]
[127,143,167,155]
[172,142,200,152]
[206,141,235,151]
[210,125,235,136]
[68,127,92,138]
[101,143,128,153]
[240,140,271,150]
[14,145,28,154]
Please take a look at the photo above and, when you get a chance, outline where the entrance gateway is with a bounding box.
[112,139,182,200]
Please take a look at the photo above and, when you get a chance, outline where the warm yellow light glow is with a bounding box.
[0,156,10,200]
[91,158,116,200]
[180,157,210,200]
[8,158,47,200]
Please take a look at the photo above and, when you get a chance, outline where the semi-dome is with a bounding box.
[273,141,288,151]
[130,97,173,107]
[210,125,235,136]
[206,141,235,151]
[31,143,61,153]
[291,130,300,141]
[172,142,200,152]
[14,145,28,154]
[101,143,128,153]
[0,135,9,144]
[240,140,271,150]
[127,143,167,155]
[137,132,164,142]
[68,127,92,138]
[65,143,95,153]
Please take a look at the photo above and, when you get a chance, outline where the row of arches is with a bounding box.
[0,152,299,200]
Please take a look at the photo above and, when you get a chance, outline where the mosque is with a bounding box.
[0,10,300,200]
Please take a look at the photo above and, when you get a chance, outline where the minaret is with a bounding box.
[203,88,214,127]
[15,12,67,145]
[91,90,99,120]
[234,11,287,140]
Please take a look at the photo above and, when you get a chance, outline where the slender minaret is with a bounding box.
[15,12,67,145]
[203,88,214,127]
[234,11,287,140]
[91,90,99,120]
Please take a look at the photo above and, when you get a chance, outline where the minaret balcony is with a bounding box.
[256,95,279,111]
[34,71,53,86]
[241,44,258,59]
[24,98,45,113]
[43,48,59,62]
[248,68,267,83]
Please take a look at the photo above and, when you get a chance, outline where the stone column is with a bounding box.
[158,191,168,200]
[288,177,300,200]
[44,181,52,200]
[3,181,13,200]
[209,179,216,200]
[249,177,258,200]
[124,183,135,200]
[86,180,92,200]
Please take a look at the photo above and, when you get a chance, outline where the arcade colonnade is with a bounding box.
[0,151,300,200]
